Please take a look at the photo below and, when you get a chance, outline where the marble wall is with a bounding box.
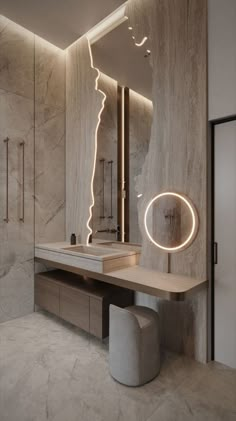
[129,90,153,244]
[34,37,65,245]
[0,16,34,99]
[126,0,208,362]
[0,16,34,322]
[0,16,66,323]
[93,73,118,241]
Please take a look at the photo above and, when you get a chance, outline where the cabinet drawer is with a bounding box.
[90,297,105,339]
[35,277,59,316]
[60,287,89,331]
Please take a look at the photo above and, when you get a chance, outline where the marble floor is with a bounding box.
[0,311,236,421]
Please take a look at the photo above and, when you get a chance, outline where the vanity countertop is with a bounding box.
[35,242,207,301]
[102,266,207,301]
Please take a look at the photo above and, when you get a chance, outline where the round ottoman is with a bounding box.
[109,305,160,386]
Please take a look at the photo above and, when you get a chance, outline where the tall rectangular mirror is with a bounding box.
[91,20,153,244]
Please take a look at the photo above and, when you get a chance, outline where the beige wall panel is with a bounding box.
[126,0,207,361]
[66,36,105,243]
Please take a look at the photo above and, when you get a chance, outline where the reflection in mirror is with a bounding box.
[91,20,153,244]
[129,91,153,243]
[144,193,198,252]
[92,74,118,241]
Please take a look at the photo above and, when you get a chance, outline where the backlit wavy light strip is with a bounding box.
[144,192,197,252]
[86,38,106,245]
[134,36,148,47]
[125,16,150,54]
[2,15,65,53]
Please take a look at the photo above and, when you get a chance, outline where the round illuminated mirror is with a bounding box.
[144,192,198,252]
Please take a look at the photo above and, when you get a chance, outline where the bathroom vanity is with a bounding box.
[35,241,207,339]
[35,242,207,302]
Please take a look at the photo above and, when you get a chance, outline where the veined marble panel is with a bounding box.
[66,36,105,243]
[34,34,66,276]
[129,89,153,244]
[0,17,66,318]
[35,36,65,110]
[93,73,118,241]
[35,103,65,244]
[0,89,34,322]
[0,15,34,99]
[126,0,207,362]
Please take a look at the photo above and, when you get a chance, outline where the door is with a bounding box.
[214,119,236,368]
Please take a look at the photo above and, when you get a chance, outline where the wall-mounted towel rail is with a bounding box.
[19,141,25,222]
[108,160,113,219]
[100,158,105,219]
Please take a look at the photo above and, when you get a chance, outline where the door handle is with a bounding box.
[214,242,218,264]
[3,137,9,223]
[19,141,25,222]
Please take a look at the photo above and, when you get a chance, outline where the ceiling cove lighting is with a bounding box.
[125,15,150,54]
[66,3,128,50]
[144,192,198,252]
[86,3,128,45]
[86,39,106,245]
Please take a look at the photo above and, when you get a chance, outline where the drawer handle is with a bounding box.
[214,242,218,264]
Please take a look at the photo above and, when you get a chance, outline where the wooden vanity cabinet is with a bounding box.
[35,276,60,317]
[35,270,134,339]
[60,286,90,332]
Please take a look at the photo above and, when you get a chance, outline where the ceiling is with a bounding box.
[0,0,152,98]
[0,0,125,48]
[92,21,152,100]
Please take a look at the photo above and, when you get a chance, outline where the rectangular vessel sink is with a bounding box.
[96,242,141,253]
[62,245,120,257]
[35,243,138,274]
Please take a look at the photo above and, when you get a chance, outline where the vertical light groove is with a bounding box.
[86,38,107,245]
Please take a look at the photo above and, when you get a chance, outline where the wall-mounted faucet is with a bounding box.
[95,228,117,234]
[95,226,120,242]
[164,209,175,225]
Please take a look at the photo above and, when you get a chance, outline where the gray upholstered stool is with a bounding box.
[109,305,160,386]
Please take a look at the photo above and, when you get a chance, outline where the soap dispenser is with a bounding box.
[70,233,76,245]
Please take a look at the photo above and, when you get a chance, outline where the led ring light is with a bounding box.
[144,192,198,252]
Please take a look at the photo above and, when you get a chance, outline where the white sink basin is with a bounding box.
[62,245,121,257]
[35,242,138,274]
[96,242,141,253]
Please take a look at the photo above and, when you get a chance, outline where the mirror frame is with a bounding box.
[144,192,199,253]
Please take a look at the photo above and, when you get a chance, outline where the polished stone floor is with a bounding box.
[0,311,236,421]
